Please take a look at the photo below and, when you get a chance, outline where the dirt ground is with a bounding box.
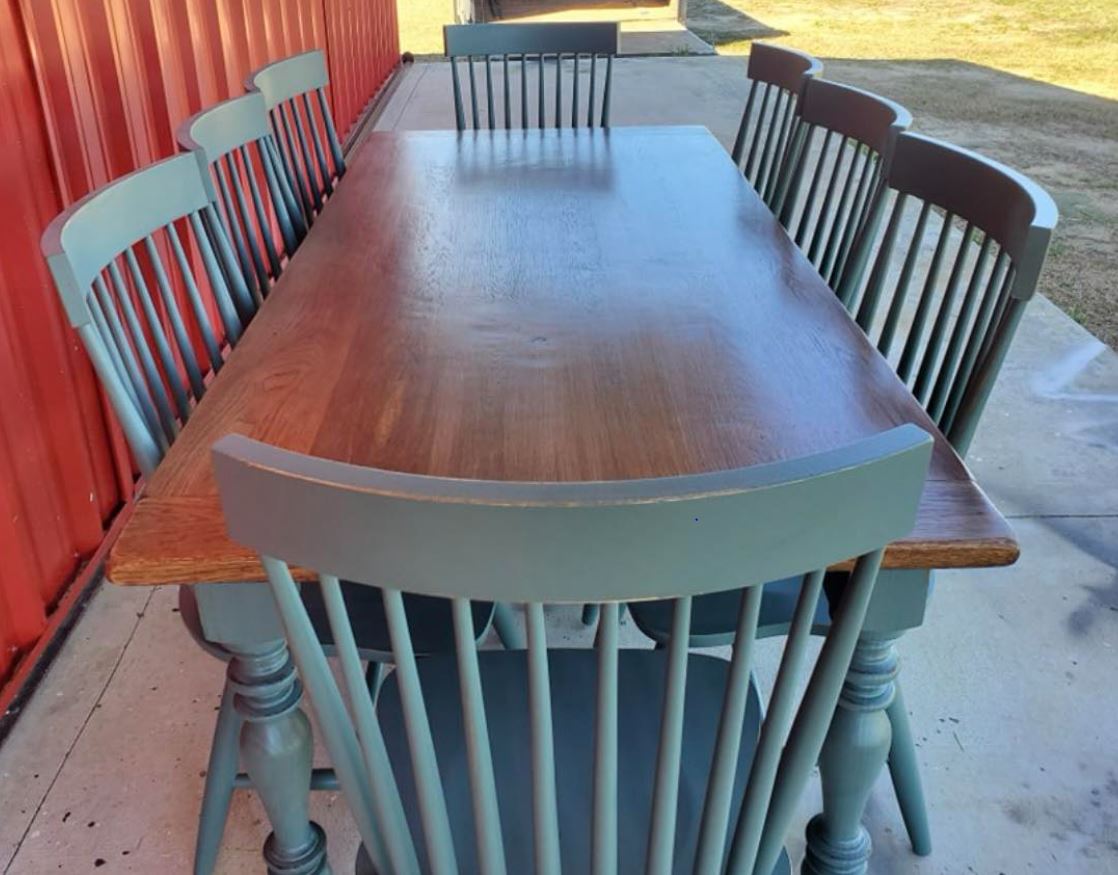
[397,1,1118,347]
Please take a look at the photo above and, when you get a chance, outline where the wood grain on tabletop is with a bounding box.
[109,127,1017,585]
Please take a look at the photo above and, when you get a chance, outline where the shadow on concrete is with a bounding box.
[686,0,785,44]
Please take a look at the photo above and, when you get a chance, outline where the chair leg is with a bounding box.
[886,678,932,856]
[194,680,242,875]
[365,660,387,701]
[492,602,525,649]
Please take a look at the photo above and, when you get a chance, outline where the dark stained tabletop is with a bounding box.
[109,127,1017,585]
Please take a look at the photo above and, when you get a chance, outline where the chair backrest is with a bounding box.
[41,154,252,477]
[730,43,822,204]
[178,92,309,303]
[213,425,932,875]
[246,49,346,227]
[837,132,1058,456]
[773,79,912,292]
[444,23,619,131]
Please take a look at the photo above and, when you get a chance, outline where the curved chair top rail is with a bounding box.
[176,92,272,165]
[747,42,822,94]
[42,153,249,476]
[213,425,932,604]
[798,78,913,155]
[887,132,1058,295]
[444,21,619,57]
[41,153,209,326]
[246,49,329,109]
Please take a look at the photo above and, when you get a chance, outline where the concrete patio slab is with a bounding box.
[0,584,151,871]
[0,586,360,875]
[870,516,1118,873]
[969,295,1118,518]
[618,23,714,57]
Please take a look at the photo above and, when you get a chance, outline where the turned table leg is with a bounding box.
[803,569,933,874]
[228,641,330,875]
[803,633,899,875]
[195,583,330,875]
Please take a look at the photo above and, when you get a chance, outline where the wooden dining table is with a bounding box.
[108,126,1017,874]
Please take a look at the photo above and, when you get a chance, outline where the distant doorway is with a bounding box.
[396,0,700,58]
[485,0,677,24]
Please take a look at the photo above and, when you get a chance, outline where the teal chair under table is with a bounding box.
[839,132,1058,456]
[213,424,932,874]
[39,154,506,874]
[444,22,620,130]
[631,131,1059,858]
[178,92,308,307]
[41,153,251,477]
[730,42,822,208]
[770,78,913,294]
[246,49,347,229]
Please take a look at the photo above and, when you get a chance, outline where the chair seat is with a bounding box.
[177,584,493,661]
[628,575,835,648]
[361,649,790,875]
[300,582,494,658]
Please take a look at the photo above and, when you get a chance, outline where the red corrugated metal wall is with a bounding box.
[0,0,399,683]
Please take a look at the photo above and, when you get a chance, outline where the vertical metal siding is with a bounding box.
[325,0,400,139]
[0,0,398,683]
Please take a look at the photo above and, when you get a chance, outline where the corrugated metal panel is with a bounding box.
[0,0,398,684]
[325,0,400,139]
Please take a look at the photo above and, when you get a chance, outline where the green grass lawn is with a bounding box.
[398,0,456,55]
[689,0,1118,99]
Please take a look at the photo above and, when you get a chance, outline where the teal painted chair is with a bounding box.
[730,43,822,208]
[246,49,346,229]
[39,154,505,874]
[838,132,1058,456]
[177,92,308,306]
[444,22,619,130]
[41,153,250,477]
[631,132,1058,857]
[212,424,933,874]
[771,78,913,293]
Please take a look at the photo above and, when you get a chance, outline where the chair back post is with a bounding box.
[730,43,821,196]
[838,132,1058,455]
[177,92,306,301]
[443,23,619,131]
[835,177,891,310]
[946,213,1055,455]
[775,79,913,293]
[41,153,246,477]
[213,426,933,872]
[49,256,164,476]
[246,49,346,228]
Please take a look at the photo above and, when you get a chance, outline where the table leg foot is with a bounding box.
[229,641,331,875]
[802,814,872,875]
[804,634,899,875]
